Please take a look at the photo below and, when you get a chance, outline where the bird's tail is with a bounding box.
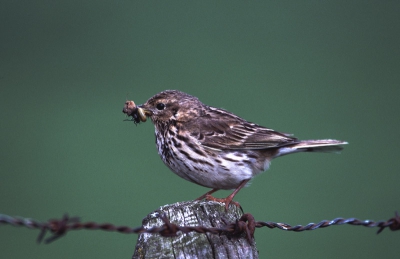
[274,139,348,158]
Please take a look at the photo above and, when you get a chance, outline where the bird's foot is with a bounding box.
[196,191,241,210]
[195,188,219,201]
[195,180,250,211]
[204,194,241,211]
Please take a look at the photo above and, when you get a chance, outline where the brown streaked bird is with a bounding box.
[123,90,347,210]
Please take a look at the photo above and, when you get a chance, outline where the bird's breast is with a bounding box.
[153,126,266,189]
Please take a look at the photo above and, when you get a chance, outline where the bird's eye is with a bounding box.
[156,103,166,110]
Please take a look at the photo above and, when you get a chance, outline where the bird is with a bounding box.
[123,90,347,210]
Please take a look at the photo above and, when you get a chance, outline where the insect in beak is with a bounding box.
[137,107,147,122]
[123,100,151,124]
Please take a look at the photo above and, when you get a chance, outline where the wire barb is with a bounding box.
[1,211,399,244]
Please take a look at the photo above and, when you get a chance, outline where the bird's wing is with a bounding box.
[184,107,298,151]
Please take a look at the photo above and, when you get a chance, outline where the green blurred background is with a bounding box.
[1,1,399,258]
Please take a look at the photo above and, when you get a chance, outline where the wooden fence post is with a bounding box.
[133,200,258,259]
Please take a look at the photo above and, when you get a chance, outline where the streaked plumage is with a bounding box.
[123,90,347,209]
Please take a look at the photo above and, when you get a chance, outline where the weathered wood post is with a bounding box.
[133,200,258,259]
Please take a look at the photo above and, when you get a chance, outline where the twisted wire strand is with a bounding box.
[1,211,398,244]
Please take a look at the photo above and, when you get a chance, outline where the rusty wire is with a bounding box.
[1,211,399,244]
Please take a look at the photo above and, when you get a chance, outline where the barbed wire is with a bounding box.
[1,211,398,244]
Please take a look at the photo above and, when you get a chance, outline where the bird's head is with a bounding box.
[123,90,205,126]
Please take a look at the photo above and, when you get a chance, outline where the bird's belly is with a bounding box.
[158,140,263,189]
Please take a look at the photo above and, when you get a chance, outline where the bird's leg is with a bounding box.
[195,188,219,201]
[196,179,250,211]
